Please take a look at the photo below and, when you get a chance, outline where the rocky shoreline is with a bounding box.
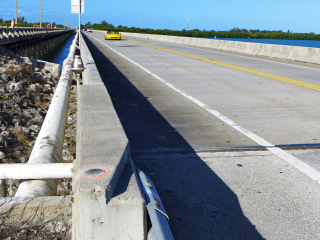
[0,46,76,239]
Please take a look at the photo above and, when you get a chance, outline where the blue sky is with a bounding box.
[2,0,320,33]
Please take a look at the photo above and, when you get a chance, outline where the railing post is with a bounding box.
[26,27,30,38]
[6,27,11,42]
[0,26,3,43]
[5,27,8,41]
[13,27,15,41]
[0,179,6,197]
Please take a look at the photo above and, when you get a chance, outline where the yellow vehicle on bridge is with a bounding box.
[105,31,121,40]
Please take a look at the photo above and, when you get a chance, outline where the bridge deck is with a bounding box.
[82,32,320,239]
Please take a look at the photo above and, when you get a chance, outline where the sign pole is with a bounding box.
[72,0,84,49]
[79,0,81,50]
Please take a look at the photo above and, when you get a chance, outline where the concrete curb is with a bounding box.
[121,32,320,65]
[0,196,72,225]
[73,34,146,239]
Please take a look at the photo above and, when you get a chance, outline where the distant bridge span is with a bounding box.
[0,27,73,58]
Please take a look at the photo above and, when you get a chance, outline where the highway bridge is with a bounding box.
[1,30,320,239]
[0,27,73,58]
[82,31,320,239]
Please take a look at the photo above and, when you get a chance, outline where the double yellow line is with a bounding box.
[128,40,320,91]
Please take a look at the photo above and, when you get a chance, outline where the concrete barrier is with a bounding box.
[73,33,146,239]
[121,32,320,65]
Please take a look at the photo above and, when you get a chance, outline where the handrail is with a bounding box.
[0,163,73,179]
[10,32,79,197]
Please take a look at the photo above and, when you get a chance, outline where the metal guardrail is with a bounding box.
[136,168,174,240]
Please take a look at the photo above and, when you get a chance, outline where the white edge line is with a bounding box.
[90,34,320,183]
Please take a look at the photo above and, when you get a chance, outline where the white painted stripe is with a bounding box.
[90,35,320,183]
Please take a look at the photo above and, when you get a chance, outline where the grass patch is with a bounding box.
[4,65,19,79]
[68,107,77,115]
[20,140,29,149]
[32,94,47,108]
[64,137,76,157]
[69,138,76,148]
[69,96,77,103]
[19,62,27,69]
[12,127,27,142]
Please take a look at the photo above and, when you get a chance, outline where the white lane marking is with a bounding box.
[90,35,320,183]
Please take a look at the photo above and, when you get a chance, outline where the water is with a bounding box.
[40,35,74,69]
[206,38,320,48]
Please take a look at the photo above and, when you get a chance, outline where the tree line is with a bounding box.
[0,17,64,28]
[84,22,320,41]
[4,16,319,41]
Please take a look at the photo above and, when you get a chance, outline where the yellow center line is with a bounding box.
[127,39,320,91]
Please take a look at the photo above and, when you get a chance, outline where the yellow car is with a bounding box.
[105,31,121,40]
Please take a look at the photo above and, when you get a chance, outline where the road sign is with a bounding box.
[71,0,84,13]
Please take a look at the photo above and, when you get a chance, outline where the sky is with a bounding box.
[2,0,320,33]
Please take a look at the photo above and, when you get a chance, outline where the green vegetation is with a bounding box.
[84,21,320,41]
[3,16,319,40]
[19,140,29,149]
[0,17,65,28]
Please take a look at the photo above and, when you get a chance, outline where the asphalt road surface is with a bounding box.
[83,31,320,240]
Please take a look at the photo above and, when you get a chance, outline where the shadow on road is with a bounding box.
[83,34,265,240]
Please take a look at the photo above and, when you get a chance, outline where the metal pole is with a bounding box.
[187,12,189,31]
[40,0,42,27]
[51,8,52,27]
[79,0,81,50]
[15,0,18,26]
